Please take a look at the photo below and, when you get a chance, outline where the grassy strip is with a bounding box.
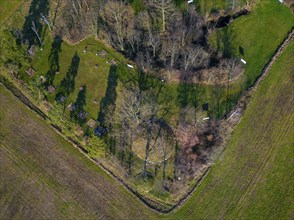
[211,0,294,86]
[0,0,24,26]
[0,75,47,119]
[167,39,294,219]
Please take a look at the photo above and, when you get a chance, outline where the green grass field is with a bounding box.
[3,0,292,125]
[0,0,23,26]
[166,39,294,219]
[0,0,293,215]
[30,36,127,118]
[212,0,294,86]
[1,33,293,220]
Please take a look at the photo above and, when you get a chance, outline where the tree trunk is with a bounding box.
[128,150,133,175]
[162,158,167,180]
[142,133,152,177]
[162,6,165,32]
[128,134,133,175]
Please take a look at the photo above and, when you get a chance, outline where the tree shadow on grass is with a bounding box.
[22,0,49,47]
[98,65,118,125]
[209,71,224,119]
[71,85,87,125]
[55,52,80,105]
[177,72,192,125]
[215,26,236,58]
[221,26,236,58]
[210,85,225,119]
[117,62,161,93]
[119,63,173,121]
[176,72,204,124]
[45,35,62,87]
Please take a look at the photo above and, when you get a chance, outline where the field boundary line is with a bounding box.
[251,28,294,92]
[0,25,293,216]
[0,77,211,214]
[226,27,294,123]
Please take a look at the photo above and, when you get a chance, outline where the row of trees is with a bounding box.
[57,1,243,185]
[7,0,244,189]
[104,68,175,181]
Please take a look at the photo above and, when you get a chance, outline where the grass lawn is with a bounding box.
[30,35,126,118]
[211,0,294,87]
[0,0,24,26]
[198,0,246,14]
[167,39,294,220]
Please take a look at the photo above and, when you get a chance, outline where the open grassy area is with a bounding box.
[172,0,247,14]
[197,0,246,14]
[1,33,293,220]
[1,0,293,212]
[167,39,294,219]
[0,0,24,26]
[0,84,157,219]
[211,0,294,87]
[30,35,126,118]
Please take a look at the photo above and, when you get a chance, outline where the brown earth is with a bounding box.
[0,84,156,219]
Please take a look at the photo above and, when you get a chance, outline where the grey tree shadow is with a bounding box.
[22,0,49,46]
[55,52,80,103]
[176,72,203,125]
[70,85,87,125]
[45,35,62,87]
[98,65,118,125]
[215,26,236,58]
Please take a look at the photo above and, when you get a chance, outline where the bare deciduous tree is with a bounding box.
[224,58,242,117]
[152,122,174,187]
[135,51,154,72]
[113,87,168,178]
[137,11,153,42]
[109,88,158,175]
[102,1,134,51]
[60,0,103,40]
[181,45,208,71]
[146,0,175,32]
[126,25,140,53]
[148,31,161,58]
[160,34,180,69]
[88,1,102,38]
[179,5,203,47]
